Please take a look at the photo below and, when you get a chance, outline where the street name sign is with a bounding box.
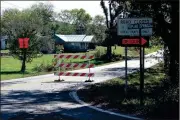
[117,18,153,36]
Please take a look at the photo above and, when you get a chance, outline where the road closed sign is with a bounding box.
[117,18,153,36]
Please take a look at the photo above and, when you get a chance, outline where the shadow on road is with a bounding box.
[1,84,132,120]
[1,89,78,120]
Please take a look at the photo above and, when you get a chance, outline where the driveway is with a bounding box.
[1,50,163,120]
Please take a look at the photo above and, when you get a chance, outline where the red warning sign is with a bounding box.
[18,38,29,48]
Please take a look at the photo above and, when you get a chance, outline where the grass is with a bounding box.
[145,45,162,54]
[1,55,54,80]
[78,63,178,120]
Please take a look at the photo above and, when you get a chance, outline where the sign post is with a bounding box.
[139,27,144,105]
[125,46,128,96]
[117,18,152,105]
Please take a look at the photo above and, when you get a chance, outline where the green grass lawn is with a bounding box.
[1,55,54,80]
[1,45,160,80]
[78,63,178,120]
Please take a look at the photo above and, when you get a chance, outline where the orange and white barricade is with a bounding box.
[53,54,95,82]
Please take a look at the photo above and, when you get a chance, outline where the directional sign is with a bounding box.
[120,37,149,47]
[122,38,147,45]
[117,18,153,36]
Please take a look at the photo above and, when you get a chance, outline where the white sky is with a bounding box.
[1,1,108,17]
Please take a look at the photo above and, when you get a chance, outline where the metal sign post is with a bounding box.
[139,27,144,105]
[117,17,152,106]
[125,47,128,96]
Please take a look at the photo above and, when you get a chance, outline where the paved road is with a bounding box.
[1,50,163,120]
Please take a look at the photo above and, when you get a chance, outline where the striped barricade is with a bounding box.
[54,72,94,77]
[53,54,95,82]
[54,63,95,68]
[54,54,94,60]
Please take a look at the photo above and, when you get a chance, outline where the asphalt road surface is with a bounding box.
[1,50,163,120]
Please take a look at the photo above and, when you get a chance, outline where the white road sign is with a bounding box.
[117,18,153,36]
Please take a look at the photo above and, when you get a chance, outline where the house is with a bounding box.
[1,36,8,50]
[54,34,94,52]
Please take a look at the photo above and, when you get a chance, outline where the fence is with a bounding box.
[53,54,95,82]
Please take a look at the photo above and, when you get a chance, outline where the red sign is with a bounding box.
[18,38,29,48]
[122,38,147,45]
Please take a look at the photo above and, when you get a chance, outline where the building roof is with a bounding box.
[55,34,93,43]
[83,35,94,42]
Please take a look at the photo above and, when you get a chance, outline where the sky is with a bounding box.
[1,1,108,17]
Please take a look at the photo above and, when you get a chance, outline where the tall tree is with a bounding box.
[58,9,92,34]
[100,0,179,84]
[129,0,179,84]
[100,0,125,61]
[86,15,106,45]
[30,2,54,35]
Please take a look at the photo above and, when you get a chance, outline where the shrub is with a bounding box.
[33,62,54,72]
[94,48,106,59]
[33,63,45,72]
[111,54,122,61]
[55,45,64,54]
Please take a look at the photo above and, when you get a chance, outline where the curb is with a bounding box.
[69,90,144,120]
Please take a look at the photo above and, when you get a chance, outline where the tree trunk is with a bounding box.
[106,45,112,61]
[168,46,178,84]
[21,49,27,73]
[168,2,179,84]
[163,45,170,75]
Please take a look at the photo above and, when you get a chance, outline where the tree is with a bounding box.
[57,9,74,24]
[58,9,92,34]
[56,22,76,34]
[129,0,179,84]
[86,15,106,45]
[2,3,55,72]
[100,0,179,84]
[100,0,126,61]
[30,3,56,53]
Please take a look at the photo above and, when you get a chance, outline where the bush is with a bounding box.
[94,48,106,59]
[55,45,64,54]
[147,83,179,119]
[33,63,45,72]
[111,54,122,61]
[33,62,54,72]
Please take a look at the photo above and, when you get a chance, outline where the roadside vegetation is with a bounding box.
[1,44,162,80]
[78,63,178,120]
[0,46,133,80]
